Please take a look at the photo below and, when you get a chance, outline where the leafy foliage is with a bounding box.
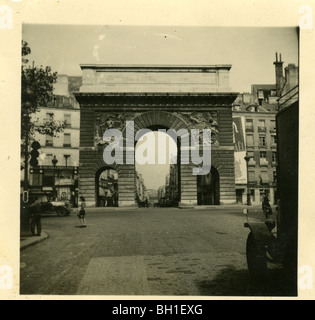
[22,40,31,64]
[22,65,57,114]
[21,41,66,143]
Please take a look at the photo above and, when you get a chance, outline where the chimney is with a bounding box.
[273,52,284,96]
[284,64,299,92]
[53,74,69,97]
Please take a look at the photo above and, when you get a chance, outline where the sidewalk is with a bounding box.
[20,231,49,251]
[85,204,275,211]
[82,204,277,215]
[178,204,277,210]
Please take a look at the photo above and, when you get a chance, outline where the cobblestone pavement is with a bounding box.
[20,206,290,297]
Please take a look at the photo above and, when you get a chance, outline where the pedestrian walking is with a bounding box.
[77,196,87,227]
[144,196,149,207]
[262,194,272,219]
[30,197,42,236]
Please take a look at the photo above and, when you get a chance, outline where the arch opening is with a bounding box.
[95,167,119,207]
[135,129,180,207]
[197,166,220,205]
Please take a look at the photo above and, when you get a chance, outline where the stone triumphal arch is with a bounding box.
[74,65,238,207]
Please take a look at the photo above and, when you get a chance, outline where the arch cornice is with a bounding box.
[74,92,239,108]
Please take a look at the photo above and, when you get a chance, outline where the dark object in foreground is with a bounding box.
[243,89,298,296]
[21,195,72,237]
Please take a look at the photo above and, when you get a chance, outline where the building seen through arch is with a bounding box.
[96,168,118,207]
[135,130,179,207]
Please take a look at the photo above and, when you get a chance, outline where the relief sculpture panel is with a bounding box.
[94,112,142,146]
[176,111,219,146]
[94,111,219,146]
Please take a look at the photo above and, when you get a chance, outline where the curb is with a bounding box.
[85,207,140,213]
[82,205,277,212]
[178,205,265,210]
[20,231,49,251]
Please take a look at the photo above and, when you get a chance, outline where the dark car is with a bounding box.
[26,195,72,217]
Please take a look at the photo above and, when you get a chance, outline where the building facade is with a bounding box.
[26,75,81,206]
[233,102,278,205]
[232,55,298,205]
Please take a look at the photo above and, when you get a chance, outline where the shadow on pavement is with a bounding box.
[195,265,297,297]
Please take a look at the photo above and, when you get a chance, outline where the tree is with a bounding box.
[21,41,66,186]
[21,41,66,139]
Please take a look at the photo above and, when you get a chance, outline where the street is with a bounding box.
[20,206,289,297]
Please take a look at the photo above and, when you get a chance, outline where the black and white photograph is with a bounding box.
[1,0,314,302]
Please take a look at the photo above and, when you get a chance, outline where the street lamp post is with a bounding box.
[244,153,252,206]
[52,155,58,200]
[22,104,33,192]
[21,85,34,236]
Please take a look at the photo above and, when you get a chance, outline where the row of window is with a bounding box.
[248,170,277,183]
[46,112,72,128]
[245,119,276,130]
[30,169,75,187]
[45,133,72,147]
[245,118,276,149]
[248,151,277,162]
[43,154,72,166]
[246,134,277,147]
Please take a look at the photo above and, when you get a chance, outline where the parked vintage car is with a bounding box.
[26,194,72,217]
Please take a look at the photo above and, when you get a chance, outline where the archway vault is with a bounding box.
[97,110,195,208]
[132,110,190,132]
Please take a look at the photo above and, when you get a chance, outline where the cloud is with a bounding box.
[93,45,100,61]
[98,34,106,41]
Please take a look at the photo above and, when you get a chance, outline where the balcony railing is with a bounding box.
[47,95,80,109]
[38,165,78,171]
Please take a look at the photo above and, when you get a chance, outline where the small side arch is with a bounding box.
[197,166,220,205]
[95,166,119,207]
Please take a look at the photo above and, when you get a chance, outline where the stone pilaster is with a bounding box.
[117,163,137,207]
[212,148,236,205]
[179,163,198,206]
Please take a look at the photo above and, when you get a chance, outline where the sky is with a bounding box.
[23,25,299,93]
[22,25,299,190]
